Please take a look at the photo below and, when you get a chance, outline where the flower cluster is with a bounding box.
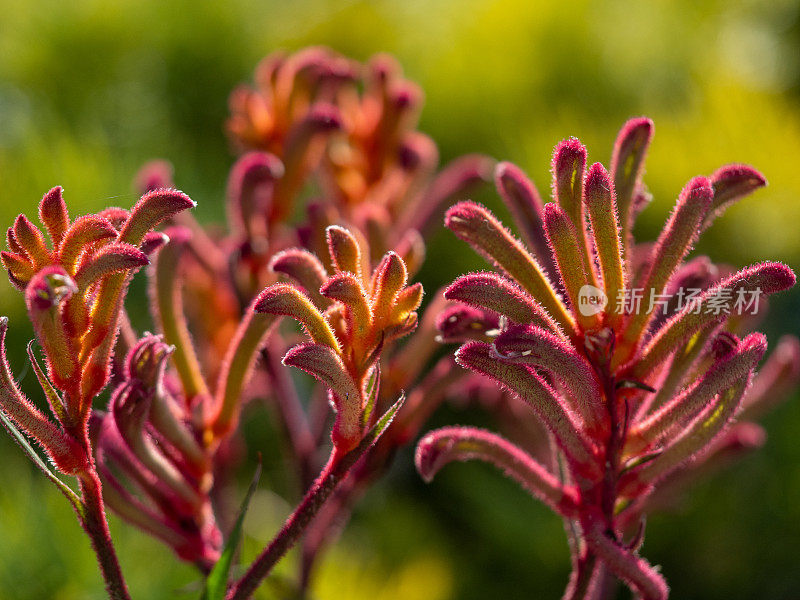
[0,187,194,598]
[0,47,487,600]
[91,333,221,569]
[1,45,797,600]
[417,119,798,599]
[226,46,491,259]
[258,226,422,455]
[1,186,192,460]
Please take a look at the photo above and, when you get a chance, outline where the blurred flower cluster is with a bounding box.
[0,46,796,600]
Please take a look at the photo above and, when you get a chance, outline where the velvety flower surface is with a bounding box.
[418,118,798,600]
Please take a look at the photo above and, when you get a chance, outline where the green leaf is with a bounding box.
[360,365,380,429]
[201,459,262,600]
[330,391,406,476]
[0,409,83,516]
[27,341,69,424]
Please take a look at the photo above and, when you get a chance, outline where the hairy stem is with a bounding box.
[600,367,622,531]
[226,391,404,600]
[78,468,131,600]
[226,454,341,600]
[565,551,599,600]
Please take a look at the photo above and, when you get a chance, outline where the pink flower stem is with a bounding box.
[600,366,623,532]
[77,466,131,600]
[299,475,359,591]
[563,361,624,600]
[227,448,354,600]
[565,551,599,600]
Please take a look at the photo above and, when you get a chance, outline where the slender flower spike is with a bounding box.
[584,163,626,328]
[92,334,221,569]
[620,176,714,356]
[495,162,555,279]
[416,426,580,516]
[445,201,573,332]
[543,202,600,331]
[422,117,798,600]
[444,271,562,332]
[610,117,654,260]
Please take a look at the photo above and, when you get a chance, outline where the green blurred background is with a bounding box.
[1,0,799,598]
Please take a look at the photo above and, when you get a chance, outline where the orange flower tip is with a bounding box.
[41,185,64,201]
[375,251,408,292]
[6,227,24,255]
[25,267,77,311]
[59,215,119,265]
[1,249,33,281]
[269,248,328,285]
[77,244,150,286]
[319,272,362,302]
[141,188,196,212]
[13,215,47,253]
[134,160,175,194]
[13,214,31,231]
[119,189,196,245]
[38,187,69,237]
[326,225,361,274]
